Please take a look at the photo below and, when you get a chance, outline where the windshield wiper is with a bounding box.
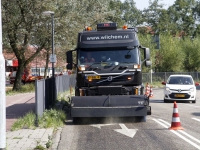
[110,65,120,71]
[86,62,101,69]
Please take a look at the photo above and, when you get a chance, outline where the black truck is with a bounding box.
[66,22,151,122]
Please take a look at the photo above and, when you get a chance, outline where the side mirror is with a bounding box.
[66,51,73,70]
[144,48,150,60]
[145,60,151,67]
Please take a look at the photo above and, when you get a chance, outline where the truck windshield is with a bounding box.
[78,48,139,66]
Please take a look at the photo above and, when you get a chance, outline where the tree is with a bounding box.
[168,0,197,37]
[107,0,125,26]
[142,0,167,33]
[2,0,50,90]
[182,37,200,71]
[121,0,143,26]
[153,33,185,72]
[2,0,114,91]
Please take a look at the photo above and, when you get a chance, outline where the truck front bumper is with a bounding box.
[70,95,151,117]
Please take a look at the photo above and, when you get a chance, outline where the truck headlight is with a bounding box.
[133,64,140,69]
[78,65,85,71]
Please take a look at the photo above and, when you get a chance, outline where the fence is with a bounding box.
[142,72,200,83]
[35,72,200,116]
[35,74,76,117]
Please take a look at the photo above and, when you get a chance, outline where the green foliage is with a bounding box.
[155,33,185,72]
[11,109,66,131]
[11,111,36,131]
[6,83,35,96]
[34,145,46,150]
[45,135,53,149]
[3,0,200,80]
[38,109,66,129]
[181,37,200,71]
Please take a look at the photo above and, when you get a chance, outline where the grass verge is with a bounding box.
[10,87,73,131]
[11,109,66,131]
[6,83,35,96]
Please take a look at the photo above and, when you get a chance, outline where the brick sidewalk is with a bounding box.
[6,93,35,131]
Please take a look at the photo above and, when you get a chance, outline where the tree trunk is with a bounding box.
[13,60,25,91]
[44,50,50,78]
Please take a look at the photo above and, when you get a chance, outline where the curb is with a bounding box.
[51,127,62,150]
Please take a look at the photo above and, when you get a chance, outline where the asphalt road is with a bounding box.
[58,88,200,150]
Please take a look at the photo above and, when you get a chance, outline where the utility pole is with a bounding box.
[0,0,6,149]
[43,11,56,105]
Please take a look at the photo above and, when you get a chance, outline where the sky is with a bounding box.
[121,0,176,10]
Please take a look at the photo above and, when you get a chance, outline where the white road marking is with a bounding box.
[159,119,200,144]
[192,118,200,122]
[153,119,200,150]
[113,124,138,138]
[90,124,114,129]
[184,104,200,108]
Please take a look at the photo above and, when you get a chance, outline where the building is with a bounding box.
[3,46,66,78]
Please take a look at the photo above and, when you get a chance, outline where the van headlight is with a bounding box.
[166,87,170,91]
[166,87,171,94]
[189,87,194,92]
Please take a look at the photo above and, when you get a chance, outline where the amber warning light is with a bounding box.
[97,22,117,31]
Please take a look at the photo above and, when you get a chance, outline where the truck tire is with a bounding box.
[73,117,82,124]
[75,88,80,96]
[192,100,196,103]
[73,117,78,123]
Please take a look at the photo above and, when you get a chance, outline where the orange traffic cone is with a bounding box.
[145,83,150,96]
[149,86,153,98]
[169,101,184,130]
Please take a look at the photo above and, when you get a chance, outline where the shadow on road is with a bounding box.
[6,103,35,119]
[149,99,163,103]
[65,110,147,125]
[192,112,200,116]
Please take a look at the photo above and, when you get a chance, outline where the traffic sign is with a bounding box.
[49,54,57,63]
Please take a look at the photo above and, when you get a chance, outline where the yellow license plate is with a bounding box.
[87,76,101,80]
[175,94,185,98]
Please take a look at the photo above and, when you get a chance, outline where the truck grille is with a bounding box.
[96,75,128,83]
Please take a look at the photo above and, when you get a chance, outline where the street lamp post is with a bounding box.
[43,11,56,105]
[0,0,6,148]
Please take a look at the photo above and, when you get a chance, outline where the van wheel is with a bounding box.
[164,99,168,103]
[192,100,196,103]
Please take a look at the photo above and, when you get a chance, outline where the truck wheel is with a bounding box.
[75,89,80,96]
[192,100,196,103]
[73,117,77,123]
[73,117,81,124]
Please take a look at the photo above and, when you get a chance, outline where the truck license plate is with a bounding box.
[175,94,185,98]
[87,76,101,80]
